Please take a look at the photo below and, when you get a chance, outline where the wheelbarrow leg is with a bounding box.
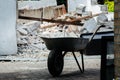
[80,51,84,72]
[72,52,83,73]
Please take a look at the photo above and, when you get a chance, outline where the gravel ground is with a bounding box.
[0,57,100,80]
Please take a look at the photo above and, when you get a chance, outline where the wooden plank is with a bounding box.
[19,16,83,26]
[115,28,120,34]
[115,12,120,19]
[69,12,107,22]
[19,12,105,28]
[41,23,58,29]
[43,6,55,19]
[115,1,120,78]
[114,35,120,42]
[115,3,120,11]
[53,4,66,18]
[19,8,43,18]
[115,0,120,3]
[115,20,120,26]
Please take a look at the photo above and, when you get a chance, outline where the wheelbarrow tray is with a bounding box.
[41,37,89,51]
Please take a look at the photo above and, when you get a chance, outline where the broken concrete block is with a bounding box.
[66,25,79,33]
[83,18,97,33]
[76,4,85,14]
[16,31,21,38]
[91,0,98,5]
[17,38,28,44]
[65,32,78,37]
[17,28,28,35]
[97,14,108,25]
[17,23,29,35]
[24,21,40,32]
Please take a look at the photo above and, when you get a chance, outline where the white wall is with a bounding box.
[67,0,104,14]
[68,0,91,12]
[0,0,17,55]
[18,0,57,10]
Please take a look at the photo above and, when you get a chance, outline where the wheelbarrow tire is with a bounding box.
[48,50,63,77]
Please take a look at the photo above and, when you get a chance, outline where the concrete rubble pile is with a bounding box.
[17,21,46,55]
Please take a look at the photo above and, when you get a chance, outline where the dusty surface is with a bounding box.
[0,57,100,80]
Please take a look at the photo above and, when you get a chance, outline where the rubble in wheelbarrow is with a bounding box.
[16,12,114,56]
[17,23,81,54]
[16,19,81,55]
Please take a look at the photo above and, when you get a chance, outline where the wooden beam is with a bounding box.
[19,16,83,26]
[70,12,108,22]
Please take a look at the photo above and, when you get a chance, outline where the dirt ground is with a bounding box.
[0,57,100,80]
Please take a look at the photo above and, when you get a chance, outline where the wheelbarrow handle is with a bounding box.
[88,25,105,42]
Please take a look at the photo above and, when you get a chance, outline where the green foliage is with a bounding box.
[104,1,114,12]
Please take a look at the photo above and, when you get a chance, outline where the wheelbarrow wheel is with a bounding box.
[48,50,63,77]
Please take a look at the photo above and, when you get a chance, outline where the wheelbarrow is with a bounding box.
[41,25,105,77]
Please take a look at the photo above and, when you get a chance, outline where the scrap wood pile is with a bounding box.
[17,5,114,55]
